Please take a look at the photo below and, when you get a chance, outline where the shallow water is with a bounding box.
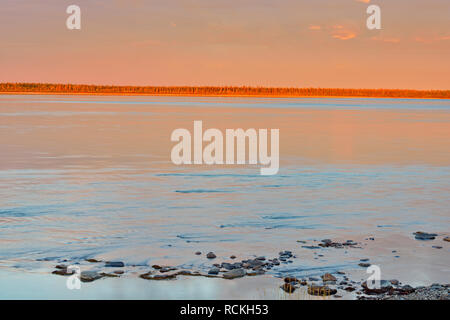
[0,95,449,298]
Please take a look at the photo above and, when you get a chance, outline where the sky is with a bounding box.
[0,0,449,89]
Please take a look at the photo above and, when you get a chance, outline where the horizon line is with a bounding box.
[1,83,449,99]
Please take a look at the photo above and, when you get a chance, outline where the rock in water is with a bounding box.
[208,267,220,275]
[321,273,337,282]
[280,283,296,293]
[284,277,299,284]
[413,232,437,240]
[206,252,216,259]
[443,237,450,242]
[223,268,245,279]
[140,272,177,280]
[362,280,393,294]
[80,271,103,282]
[307,285,337,296]
[105,261,124,267]
[359,262,371,268]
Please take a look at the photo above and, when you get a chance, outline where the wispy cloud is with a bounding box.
[371,36,400,44]
[308,25,321,31]
[331,25,356,40]
[414,35,450,44]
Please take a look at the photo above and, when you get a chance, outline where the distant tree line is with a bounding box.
[0,83,448,99]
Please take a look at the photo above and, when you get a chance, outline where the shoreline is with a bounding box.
[1,91,449,100]
[2,233,448,300]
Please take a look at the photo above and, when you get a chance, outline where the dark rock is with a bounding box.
[396,285,415,295]
[152,264,162,269]
[413,231,437,240]
[362,280,393,294]
[114,270,124,275]
[345,286,356,292]
[256,256,266,261]
[140,272,176,280]
[280,283,296,293]
[86,258,101,263]
[307,285,337,296]
[55,264,67,270]
[322,273,337,282]
[284,277,299,284]
[160,266,177,273]
[360,258,370,262]
[206,252,216,259]
[195,251,201,255]
[105,261,124,268]
[230,255,236,259]
[223,268,245,279]
[444,237,450,242]
[390,279,400,285]
[80,271,103,282]
[432,246,443,249]
[208,267,220,275]
[52,268,74,276]
[359,263,371,268]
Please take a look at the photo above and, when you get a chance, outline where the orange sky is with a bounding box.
[0,0,449,89]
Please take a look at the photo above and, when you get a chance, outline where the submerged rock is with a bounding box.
[208,267,220,275]
[160,266,177,273]
[105,261,124,267]
[52,268,74,276]
[140,272,177,280]
[223,268,245,279]
[413,231,437,240]
[80,271,103,282]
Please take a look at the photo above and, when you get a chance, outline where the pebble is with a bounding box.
[432,246,442,249]
[230,255,236,259]
[444,237,450,242]
[206,252,216,259]
[195,251,201,255]
[86,258,101,263]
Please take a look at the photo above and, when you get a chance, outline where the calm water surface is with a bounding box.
[0,95,449,295]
